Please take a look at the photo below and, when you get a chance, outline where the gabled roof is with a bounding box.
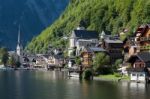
[90,47,106,52]
[135,24,150,36]
[128,52,150,63]
[137,52,150,62]
[53,55,64,59]
[83,47,106,53]
[42,55,50,59]
[71,30,98,39]
[103,30,111,35]
[105,39,123,44]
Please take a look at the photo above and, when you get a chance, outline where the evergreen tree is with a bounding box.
[0,48,9,66]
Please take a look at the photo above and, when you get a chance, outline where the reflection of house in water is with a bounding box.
[129,82,146,96]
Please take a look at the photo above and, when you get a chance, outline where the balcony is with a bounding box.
[140,45,150,50]
[140,37,150,41]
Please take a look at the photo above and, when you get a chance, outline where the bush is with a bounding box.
[83,69,93,80]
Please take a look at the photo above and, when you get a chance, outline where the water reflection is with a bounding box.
[0,71,150,99]
[118,82,148,99]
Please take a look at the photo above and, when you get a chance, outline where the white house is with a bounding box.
[68,26,99,56]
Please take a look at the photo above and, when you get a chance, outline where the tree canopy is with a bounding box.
[0,48,9,66]
[93,53,110,72]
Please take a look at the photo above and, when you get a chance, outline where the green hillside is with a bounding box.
[26,0,150,53]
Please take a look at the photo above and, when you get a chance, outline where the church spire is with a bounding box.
[18,25,21,45]
[16,25,23,57]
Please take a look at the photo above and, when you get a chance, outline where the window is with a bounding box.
[132,73,136,76]
[139,74,144,77]
[140,64,144,67]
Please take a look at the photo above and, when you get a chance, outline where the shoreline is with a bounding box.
[93,77,130,82]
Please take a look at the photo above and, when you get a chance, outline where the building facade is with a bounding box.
[68,26,99,56]
[102,36,123,63]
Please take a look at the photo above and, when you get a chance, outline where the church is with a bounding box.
[15,27,24,66]
[8,27,25,68]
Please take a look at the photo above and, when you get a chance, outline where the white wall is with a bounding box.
[130,72,145,82]
[70,38,76,48]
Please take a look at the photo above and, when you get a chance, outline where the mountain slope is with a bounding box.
[27,0,150,53]
[0,0,69,50]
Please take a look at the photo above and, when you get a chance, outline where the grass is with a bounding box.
[96,74,130,81]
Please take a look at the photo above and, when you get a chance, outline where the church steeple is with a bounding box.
[16,26,23,56]
[18,25,21,45]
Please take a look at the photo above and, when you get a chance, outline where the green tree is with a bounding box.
[0,48,9,66]
[93,53,110,73]
[8,56,16,67]
[75,56,81,65]
[114,59,123,69]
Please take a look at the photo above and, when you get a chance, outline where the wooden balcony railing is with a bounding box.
[140,37,150,41]
[140,45,150,50]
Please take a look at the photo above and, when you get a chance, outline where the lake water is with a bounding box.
[0,70,150,99]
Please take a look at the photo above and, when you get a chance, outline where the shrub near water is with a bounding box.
[83,69,93,80]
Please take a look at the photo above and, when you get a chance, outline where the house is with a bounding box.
[68,26,99,56]
[102,36,123,63]
[130,69,146,82]
[127,52,150,82]
[34,55,47,68]
[123,37,136,52]
[123,24,150,58]
[31,53,65,70]
[80,47,106,68]
[24,55,36,68]
[134,24,150,52]
[47,55,64,68]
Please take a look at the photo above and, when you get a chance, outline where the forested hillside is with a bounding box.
[27,0,150,53]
